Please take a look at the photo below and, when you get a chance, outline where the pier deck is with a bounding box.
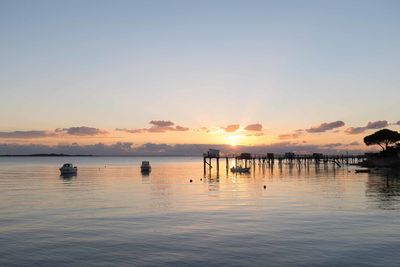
[203,152,366,177]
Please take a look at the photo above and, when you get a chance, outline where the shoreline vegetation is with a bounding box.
[362,129,400,168]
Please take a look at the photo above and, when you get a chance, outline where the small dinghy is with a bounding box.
[140,161,151,172]
[355,169,370,173]
[60,163,78,175]
[231,166,250,173]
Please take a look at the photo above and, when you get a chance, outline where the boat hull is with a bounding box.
[231,167,250,173]
[60,168,78,174]
[140,167,151,172]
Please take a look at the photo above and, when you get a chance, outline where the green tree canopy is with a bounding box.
[364,129,400,150]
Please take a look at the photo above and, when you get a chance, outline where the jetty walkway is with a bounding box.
[203,150,366,176]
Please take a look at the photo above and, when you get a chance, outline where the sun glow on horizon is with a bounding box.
[225,134,243,147]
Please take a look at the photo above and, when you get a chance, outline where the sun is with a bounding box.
[225,134,242,147]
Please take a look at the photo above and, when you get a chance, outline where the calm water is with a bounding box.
[0,157,399,267]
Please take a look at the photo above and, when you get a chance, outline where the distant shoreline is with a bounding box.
[0,154,203,157]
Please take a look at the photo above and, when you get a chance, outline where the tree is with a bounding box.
[364,129,400,150]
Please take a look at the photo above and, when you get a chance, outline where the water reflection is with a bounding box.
[366,169,400,210]
[59,173,77,180]
[141,173,150,184]
[2,157,400,267]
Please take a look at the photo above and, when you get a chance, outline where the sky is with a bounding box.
[0,0,399,154]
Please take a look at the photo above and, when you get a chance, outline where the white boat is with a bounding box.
[59,163,78,174]
[140,161,151,172]
[231,166,250,173]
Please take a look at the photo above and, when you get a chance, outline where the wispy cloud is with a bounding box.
[0,131,56,139]
[348,141,361,146]
[320,141,361,148]
[0,126,108,139]
[201,123,263,134]
[345,120,388,135]
[55,126,108,136]
[278,129,304,140]
[116,120,189,134]
[246,132,264,137]
[306,121,345,133]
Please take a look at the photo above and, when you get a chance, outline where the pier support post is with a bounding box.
[203,157,206,177]
[216,158,219,177]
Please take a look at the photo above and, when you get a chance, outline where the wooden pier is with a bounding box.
[203,151,366,177]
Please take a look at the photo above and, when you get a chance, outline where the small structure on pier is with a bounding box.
[207,149,220,157]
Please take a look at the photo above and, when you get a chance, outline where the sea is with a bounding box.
[0,156,399,266]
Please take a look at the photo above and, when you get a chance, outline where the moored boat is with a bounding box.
[141,161,151,172]
[60,163,78,174]
[355,169,370,173]
[231,166,250,173]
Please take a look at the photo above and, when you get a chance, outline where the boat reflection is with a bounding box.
[141,172,150,184]
[60,172,77,180]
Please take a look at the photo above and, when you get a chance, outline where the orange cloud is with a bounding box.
[278,129,304,140]
[244,123,263,132]
[222,124,240,133]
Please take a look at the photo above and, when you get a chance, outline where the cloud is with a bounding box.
[345,127,366,135]
[345,120,388,135]
[306,121,345,133]
[0,131,56,139]
[200,124,261,134]
[222,124,240,133]
[116,120,189,134]
[348,141,361,146]
[278,129,304,140]
[55,126,108,136]
[246,132,264,137]
[115,128,144,134]
[175,125,189,131]
[244,123,263,132]
[365,120,388,129]
[149,120,174,127]
[321,143,343,148]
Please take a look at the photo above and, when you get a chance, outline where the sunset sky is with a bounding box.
[1,0,399,154]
